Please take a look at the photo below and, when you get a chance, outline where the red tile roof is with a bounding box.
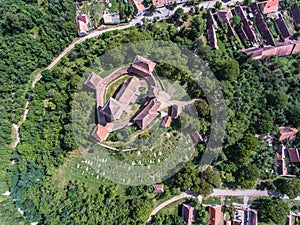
[132,98,161,130]
[91,123,113,142]
[152,0,175,7]
[242,40,300,59]
[260,0,279,14]
[208,205,222,225]
[288,148,300,163]
[153,184,164,192]
[77,15,88,36]
[161,116,172,128]
[131,55,156,76]
[131,0,147,14]
[182,204,195,225]
[291,4,300,25]
[279,126,298,142]
[85,72,102,89]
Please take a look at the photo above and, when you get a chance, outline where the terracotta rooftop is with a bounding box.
[182,204,195,225]
[242,40,300,59]
[234,6,257,42]
[251,3,275,46]
[288,148,300,163]
[153,184,164,193]
[77,15,88,36]
[132,98,161,130]
[85,72,102,89]
[208,205,222,225]
[161,116,172,128]
[91,123,113,142]
[279,126,298,142]
[260,0,279,14]
[291,4,300,25]
[131,0,147,14]
[131,55,156,75]
[203,12,219,49]
[152,0,175,7]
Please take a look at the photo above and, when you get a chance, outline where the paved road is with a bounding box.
[211,189,269,197]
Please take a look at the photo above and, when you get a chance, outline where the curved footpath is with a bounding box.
[146,192,199,224]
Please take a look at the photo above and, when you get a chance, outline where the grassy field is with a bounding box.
[202,197,222,205]
[104,74,129,101]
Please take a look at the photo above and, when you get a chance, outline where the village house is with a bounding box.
[103,12,120,25]
[161,115,172,128]
[288,148,300,163]
[242,40,300,59]
[203,12,219,50]
[275,144,288,176]
[291,4,300,26]
[275,17,291,40]
[130,0,147,16]
[152,0,175,8]
[76,14,89,36]
[233,208,258,225]
[279,126,298,142]
[259,0,279,14]
[152,184,164,193]
[234,6,257,45]
[217,9,235,40]
[207,205,222,225]
[91,123,113,142]
[182,204,196,225]
[251,3,275,46]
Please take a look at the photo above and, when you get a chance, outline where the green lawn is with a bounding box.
[104,74,129,101]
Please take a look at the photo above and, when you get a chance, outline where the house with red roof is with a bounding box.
[76,14,89,36]
[161,116,172,128]
[132,98,161,130]
[91,123,113,142]
[152,0,175,7]
[207,205,222,225]
[152,184,164,193]
[259,0,279,14]
[279,126,298,142]
[182,204,195,225]
[130,0,148,17]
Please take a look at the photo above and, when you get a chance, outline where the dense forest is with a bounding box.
[1,0,300,224]
[0,0,76,223]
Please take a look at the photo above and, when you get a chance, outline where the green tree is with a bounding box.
[274,178,300,199]
[173,8,184,22]
[258,198,290,224]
